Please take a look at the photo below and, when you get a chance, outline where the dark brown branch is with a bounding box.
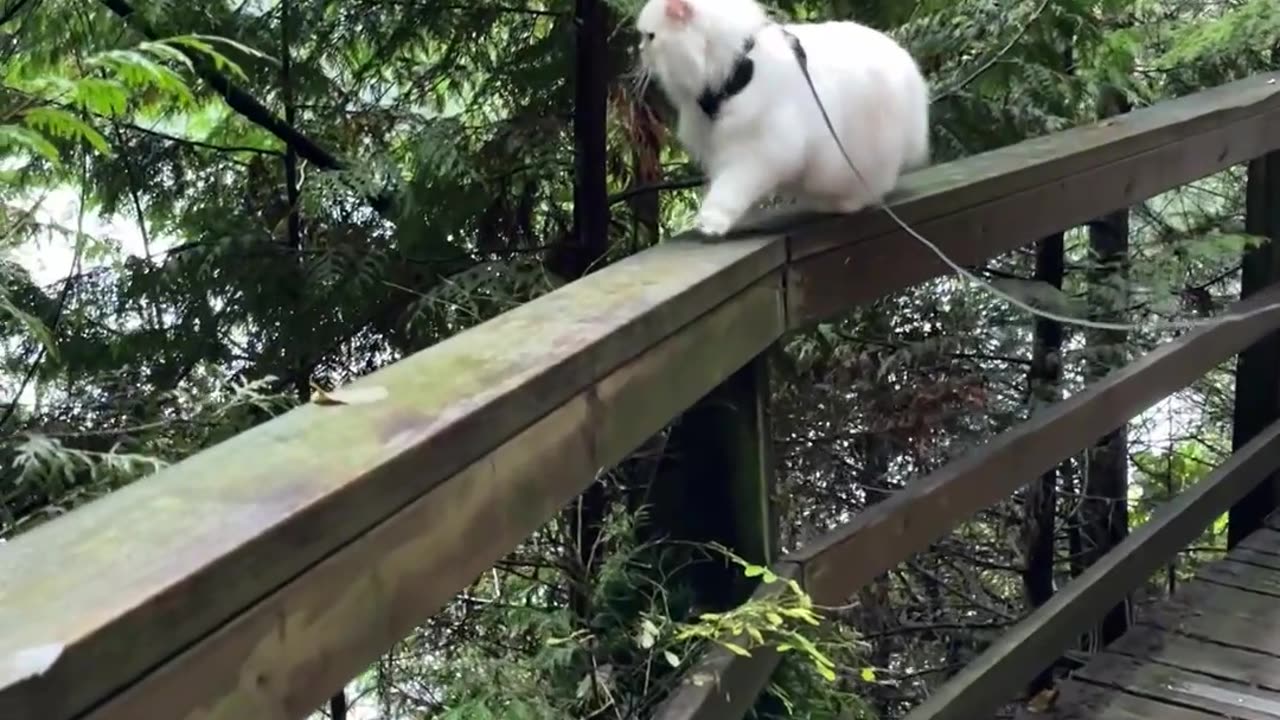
[607,176,703,206]
[119,120,282,156]
[438,3,564,15]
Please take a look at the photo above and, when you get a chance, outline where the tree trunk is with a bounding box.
[1079,85,1132,647]
[1229,151,1280,545]
[558,0,611,280]
[1021,232,1063,693]
[565,0,612,623]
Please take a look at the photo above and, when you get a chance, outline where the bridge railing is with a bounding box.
[2,71,1279,720]
[656,72,1280,720]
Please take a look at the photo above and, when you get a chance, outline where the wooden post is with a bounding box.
[648,351,778,611]
[1229,151,1280,547]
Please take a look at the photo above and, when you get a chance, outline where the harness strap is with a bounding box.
[697,27,808,120]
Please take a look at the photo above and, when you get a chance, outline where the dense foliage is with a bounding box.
[2,0,1278,717]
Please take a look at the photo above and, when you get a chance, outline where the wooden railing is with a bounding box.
[2,70,1279,720]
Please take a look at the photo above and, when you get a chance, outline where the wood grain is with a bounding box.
[901,420,1280,720]
[1111,626,1280,690]
[0,238,784,720]
[80,276,787,720]
[1076,652,1280,719]
[1010,679,1221,720]
[1142,579,1280,626]
[1198,557,1280,597]
[1237,527,1280,559]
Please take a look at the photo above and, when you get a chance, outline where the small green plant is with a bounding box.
[668,544,878,719]
[674,544,839,680]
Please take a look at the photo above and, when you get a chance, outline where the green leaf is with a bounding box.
[22,107,109,154]
[70,78,130,116]
[0,124,60,163]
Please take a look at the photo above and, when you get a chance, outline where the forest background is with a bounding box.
[2,0,1279,717]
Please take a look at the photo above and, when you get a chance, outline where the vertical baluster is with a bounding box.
[1230,151,1280,545]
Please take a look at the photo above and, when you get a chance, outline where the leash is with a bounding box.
[778,23,1280,334]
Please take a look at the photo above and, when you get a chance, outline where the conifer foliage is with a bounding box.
[1,0,1277,717]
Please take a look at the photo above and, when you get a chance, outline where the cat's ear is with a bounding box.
[664,0,693,22]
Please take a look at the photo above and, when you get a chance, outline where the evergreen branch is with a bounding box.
[0,0,35,27]
[0,247,77,433]
[931,0,1051,104]
[97,0,396,217]
[118,119,283,156]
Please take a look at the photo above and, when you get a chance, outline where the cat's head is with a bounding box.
[635,0,769,102]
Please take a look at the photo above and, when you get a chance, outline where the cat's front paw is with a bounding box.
[694,207,734,237]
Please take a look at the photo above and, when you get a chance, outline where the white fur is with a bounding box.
[635,0,930,236]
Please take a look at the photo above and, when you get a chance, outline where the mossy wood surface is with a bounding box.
[78,275,785,720]
[0,238,783,719]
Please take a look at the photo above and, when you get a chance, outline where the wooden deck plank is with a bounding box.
[1111,626,1280,691]
[1227,547,1280,570]
[1237,527,1280,557]
[1075,652,1280,719]
[1043,533,1280,719]
[1197,558,1280,597]
[1146,584,1280,627]
[892,421,1280,720]
[1011,679,1223,720]
[1140,590,1280,657]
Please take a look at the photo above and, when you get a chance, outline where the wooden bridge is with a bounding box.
[4,70,1280,720]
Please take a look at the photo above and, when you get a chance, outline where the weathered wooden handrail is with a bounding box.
[655,70,1280,719]
[1,70,1278,720]
[0,237,787,719]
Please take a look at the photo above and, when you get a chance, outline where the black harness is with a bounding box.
[697,27,808,120]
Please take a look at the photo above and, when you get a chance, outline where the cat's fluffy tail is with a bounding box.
[904,128,929,170]
[903,94,930,170]
[902,75,931,171]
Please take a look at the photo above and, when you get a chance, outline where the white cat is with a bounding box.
[635,0,930,236]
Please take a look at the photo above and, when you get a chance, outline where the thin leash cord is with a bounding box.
[782,26,1280,334]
